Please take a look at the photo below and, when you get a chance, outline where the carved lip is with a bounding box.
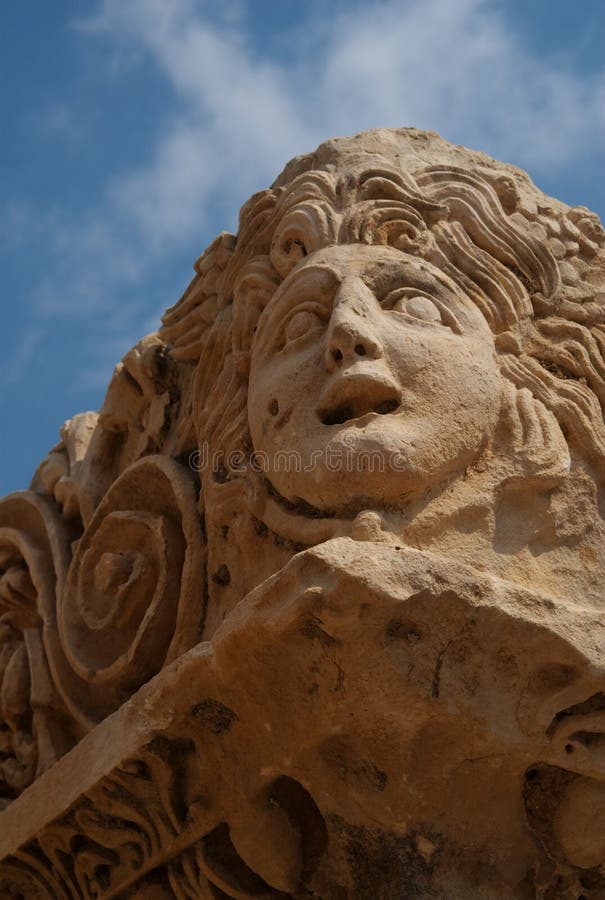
[317,368,402,426]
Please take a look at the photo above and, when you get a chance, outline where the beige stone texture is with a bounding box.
[1,128,605,897]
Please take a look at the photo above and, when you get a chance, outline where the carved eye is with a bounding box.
[389,293,443,324]
[283,309,319,346]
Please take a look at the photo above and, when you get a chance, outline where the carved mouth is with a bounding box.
[320,398,399,426]
[317,371,401,426]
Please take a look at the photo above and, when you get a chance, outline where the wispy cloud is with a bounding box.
[78,0,605,205]
[35,102,86,144]
[71,0,604,257]
[77,0,316,248]
[317,0,605,166]
[0,201,39,253]
[0,326,44,389]
[13,0,605,391]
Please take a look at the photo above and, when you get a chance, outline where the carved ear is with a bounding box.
[496,383,570,486]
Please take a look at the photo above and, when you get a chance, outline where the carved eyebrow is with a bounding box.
[258,265,338,321]
[361,263,445,298]
[254,267,336,353]
[281,263,340,295]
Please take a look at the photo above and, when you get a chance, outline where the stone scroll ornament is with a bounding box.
[1,129,605,898]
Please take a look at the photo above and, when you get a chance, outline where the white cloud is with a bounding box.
[36,103,86,144]
[16,0,604,389]
[77,0,316,249]
[0,201,38,253]
[75,0,603,257]
[315,0,604,166]
[0,326,44,389]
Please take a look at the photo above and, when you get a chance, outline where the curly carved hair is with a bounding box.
[160,136,605,486]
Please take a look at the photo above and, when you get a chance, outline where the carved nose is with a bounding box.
[325,278,382,369]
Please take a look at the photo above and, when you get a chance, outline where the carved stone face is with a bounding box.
[249,244,504,511]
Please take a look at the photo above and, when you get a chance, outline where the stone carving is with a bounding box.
[47,454,204,730]
[0,491,77,801]
[1,128,605,897]
[2,541,605,897]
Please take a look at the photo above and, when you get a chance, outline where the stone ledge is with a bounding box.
[2,541,604,898]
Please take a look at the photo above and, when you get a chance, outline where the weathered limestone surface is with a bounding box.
[1,128,605,898]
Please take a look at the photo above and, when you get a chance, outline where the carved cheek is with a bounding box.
[380,327,436,388]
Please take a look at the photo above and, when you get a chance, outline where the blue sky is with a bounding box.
[1,0,604,496]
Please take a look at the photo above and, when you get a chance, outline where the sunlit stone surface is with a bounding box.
[1,128,605,898]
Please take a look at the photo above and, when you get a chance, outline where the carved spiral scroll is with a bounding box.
[46,456,205,730]
[0,492,74,797]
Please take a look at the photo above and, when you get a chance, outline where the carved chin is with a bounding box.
[260,429,486,513]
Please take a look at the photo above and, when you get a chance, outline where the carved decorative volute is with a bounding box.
[1,128,605,898]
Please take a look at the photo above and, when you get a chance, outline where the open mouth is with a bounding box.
[317,371,401,426]
[320,398,399,426]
